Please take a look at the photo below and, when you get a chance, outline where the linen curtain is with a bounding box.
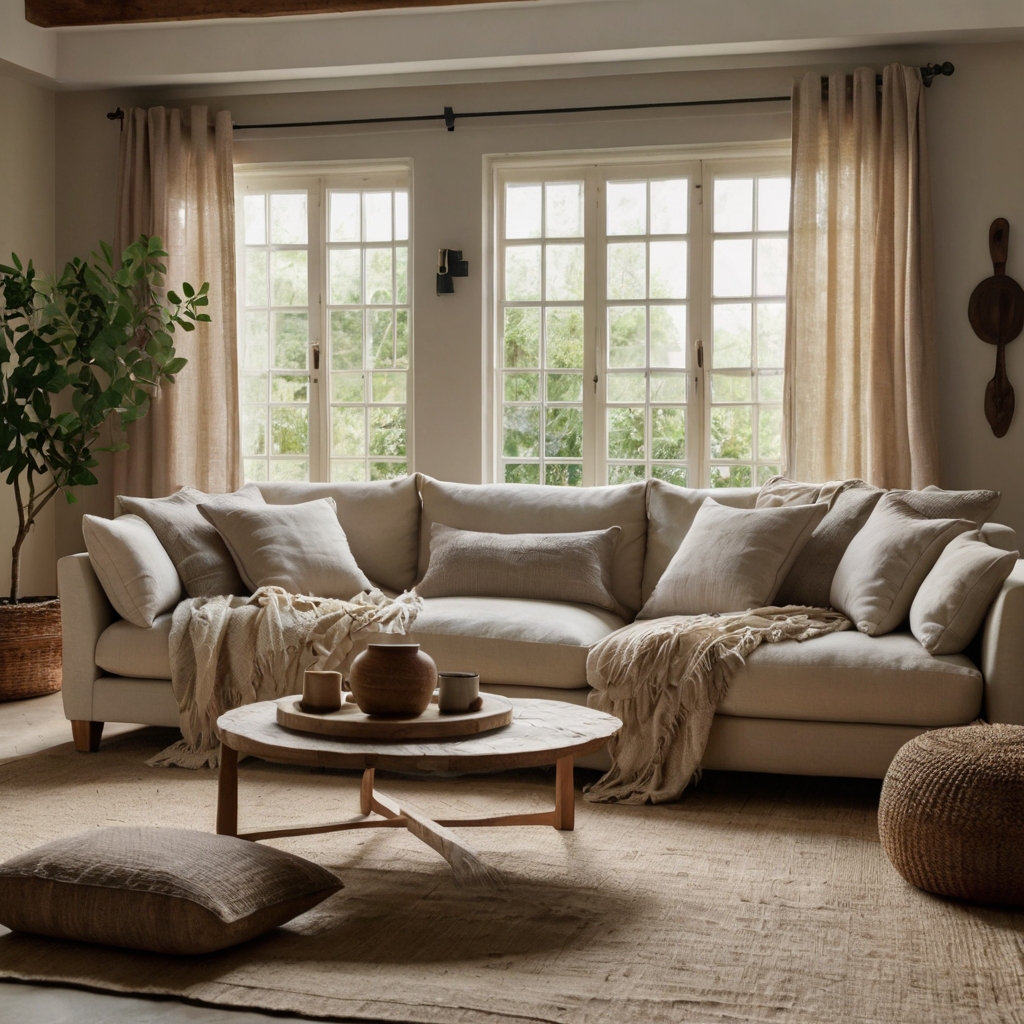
[785,65,940,489]
[113,105,241,497]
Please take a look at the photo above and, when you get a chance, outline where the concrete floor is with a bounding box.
[0,693,327,1024]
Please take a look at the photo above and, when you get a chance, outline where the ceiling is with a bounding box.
[4,0,1024,90]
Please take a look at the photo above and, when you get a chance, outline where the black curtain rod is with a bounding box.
[105,61,953,133]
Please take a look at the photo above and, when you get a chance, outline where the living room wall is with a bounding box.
[51,39,1024,558]
[0,68,56,598]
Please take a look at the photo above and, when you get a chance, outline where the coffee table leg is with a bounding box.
[360,767,375,815]
[554,755,575,831]
[217,743,239,837]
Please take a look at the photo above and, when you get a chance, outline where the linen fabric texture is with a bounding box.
[831,493,973,636]
[199,497,372,601]
[417,523,621,612]
[639,499,827,618]
[894,486,1001,526]
[82,514,182,628]
[0,827,342,955]
[910,531,1019,655]
[119,484,265,598]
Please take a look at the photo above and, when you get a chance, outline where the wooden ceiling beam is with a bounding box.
[26,0,535,29]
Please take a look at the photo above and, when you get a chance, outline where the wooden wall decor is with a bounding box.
[968,218,1024,437]
[26,0,535,27]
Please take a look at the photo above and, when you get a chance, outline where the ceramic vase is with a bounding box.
[348,643,437,716]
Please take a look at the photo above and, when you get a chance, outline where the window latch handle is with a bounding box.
[312,343,320,371]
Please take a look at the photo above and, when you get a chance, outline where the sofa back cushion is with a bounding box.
[642,480,759,604]
[418,476,648,616]
[256,477,420,593]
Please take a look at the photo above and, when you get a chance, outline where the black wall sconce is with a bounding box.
[437,248,469,294]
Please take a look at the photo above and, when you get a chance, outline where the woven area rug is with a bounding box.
[1,726,1023,1024]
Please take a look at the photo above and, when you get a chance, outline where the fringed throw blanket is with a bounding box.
[149,587,422,769]
[584,607,851,804]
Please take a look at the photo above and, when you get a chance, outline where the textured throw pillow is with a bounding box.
[755,475,847,509]
[199,497,372,600]
[0,827,342,955]
[830,494,973,636]
[910,531,1018,655]
[896,485,1001,526]
[82,514,183,627]
[416,523,621,612]
[119,484,265,598]
[639,498,827,618]
[775,483,885,607]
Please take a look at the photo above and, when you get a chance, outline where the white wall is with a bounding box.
[0,71,56,598]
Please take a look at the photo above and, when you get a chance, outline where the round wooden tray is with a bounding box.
[275,692,514,740]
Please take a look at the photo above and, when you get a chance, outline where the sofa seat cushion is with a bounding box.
[402,597,626,688]
[96,614,173,679]
[718,630,982,727]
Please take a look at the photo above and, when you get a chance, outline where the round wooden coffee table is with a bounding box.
[215,697,620,881]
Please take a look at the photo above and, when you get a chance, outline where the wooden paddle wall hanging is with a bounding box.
[969,218,1024,437]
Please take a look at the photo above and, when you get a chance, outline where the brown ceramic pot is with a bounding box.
[348,643,437,716]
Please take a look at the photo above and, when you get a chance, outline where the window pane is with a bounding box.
[757,177,790,231]
[546,182,583,237]
[607,242,646,299]
[329,248,361,304]
[244,311,268,370]
[608,307,646,368]
[331,310,363,370]
[371,371,407,404]
[396,247,408,304]
[371,461,406,481]
[269,459,308,482]
[759,371,784,402]
[608,373,646,402]
[395,311,409,368]
[370,407,406,457]
[503,406,540,457]
[271,406,309,455]
[365,248,393,304]
[505,246,542,300]
[505,463,540,484]
[607,181,646,235]
[330,192,360,242]
[545,407,583,458]
[244,194,266,245]
[711,464,752,488]
[270,250,307,306]
[506,184,542,239]
[504,307,540,367]
[270,193,306,245]
[332,460,365,482]
[245,249,267,305]
[332,372,365,403]
[545,244,584,301]
[758,464,781,486]
[546,372,583,402]
[242,373,268,403]
[271,373,308,403]
[242,407,266,456]
[608,407,644,460]
[244,458,267,481]
[650,372,687,402]
[650,305,686,367]
[756,238,788,296]
[713,304,752,367]
[757,302,786,367]
[546,307,584,368]
[332,406,365,456]
[609,464,647,484]
[759,405,783,460]
[545,463,582,487]
[711,405,753,459]
[652,407,686,460]
[713,239,752,297]
[650,179,687,234]
[395,191,409,241]
[273,312,308,369]
[504,372,540,402]
[714,178,753,232]
[363,192,392,242]
[367,310,395,368]
[711,372,752,402]
[653,464,687,486]
[649,241,686,299]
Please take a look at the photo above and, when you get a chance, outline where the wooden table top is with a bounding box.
[217,697,621,773]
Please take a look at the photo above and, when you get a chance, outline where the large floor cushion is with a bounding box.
[402,596,626,688]
[720,630,982,727]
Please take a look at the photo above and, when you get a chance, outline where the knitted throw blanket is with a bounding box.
[150,586,422,769]
[584,607,852,804]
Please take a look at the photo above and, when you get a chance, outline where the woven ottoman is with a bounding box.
[878,724,1024,907]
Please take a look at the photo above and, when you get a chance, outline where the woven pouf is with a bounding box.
[879,724,1024,907]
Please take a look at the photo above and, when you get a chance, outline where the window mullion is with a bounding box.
[583,169,601,488]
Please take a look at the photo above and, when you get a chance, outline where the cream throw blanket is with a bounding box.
[584,607,852,804]
[149,587,422,769]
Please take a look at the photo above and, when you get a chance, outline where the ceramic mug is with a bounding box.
[438,671,481,714]
[301,669,343,714]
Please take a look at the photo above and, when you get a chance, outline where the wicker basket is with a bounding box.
[0,598,62,701]
[878,724,1024,908]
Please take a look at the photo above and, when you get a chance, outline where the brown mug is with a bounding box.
[301,669,343,714]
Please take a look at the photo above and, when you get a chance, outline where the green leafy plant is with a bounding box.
[0,235,209,602]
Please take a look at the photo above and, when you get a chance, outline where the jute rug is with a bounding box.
[1,726,1022,1024]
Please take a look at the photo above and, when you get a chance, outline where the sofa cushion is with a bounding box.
[642,480,759,604]
[719,630,982,727]
[96,614,173,679]
[402,596,626,688]
[256,477,420,593]
[896,485,1001,526]
[418,476,647,616]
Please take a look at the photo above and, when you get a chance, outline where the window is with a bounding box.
[236,169,411,483]
[494,154,789,487]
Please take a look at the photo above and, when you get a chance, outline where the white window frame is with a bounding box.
[235,161,414,484]
[485,143,789,488]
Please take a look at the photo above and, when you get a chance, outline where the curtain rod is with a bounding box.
[105,61,954,133]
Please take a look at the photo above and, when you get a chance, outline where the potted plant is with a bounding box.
[0,235,209,700]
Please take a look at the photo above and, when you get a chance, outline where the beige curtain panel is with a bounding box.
[113,105,241,498]
[785,65,940,489]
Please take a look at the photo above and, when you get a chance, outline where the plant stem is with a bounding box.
[10,474,26,603]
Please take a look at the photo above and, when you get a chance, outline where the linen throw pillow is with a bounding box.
[82,514,183,627]
[0,827,342,955]
[199,497,372,600]
[639,498,827,618]
[830,493,973,636]
[416,523,622,612]
[119,484,265,597]
[910,531,1018,655]
[895,485,1001,526]
[755,475,848,509]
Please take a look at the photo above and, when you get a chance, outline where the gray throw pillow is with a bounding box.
[895,485,1001,526]
[416,523,621,612]
[119,484,265,598]
[199,497,373,600]
[910,531,1018,655]
[639,498,827,618]
[0,827,342,955]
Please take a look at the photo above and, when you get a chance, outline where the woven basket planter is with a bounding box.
[878,724,1024,907]
[0,598,62,701]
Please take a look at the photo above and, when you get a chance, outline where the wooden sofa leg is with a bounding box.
[71,721,104,753]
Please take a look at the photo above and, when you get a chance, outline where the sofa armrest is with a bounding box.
[981,559,1024,724]
[57,553,117,722]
